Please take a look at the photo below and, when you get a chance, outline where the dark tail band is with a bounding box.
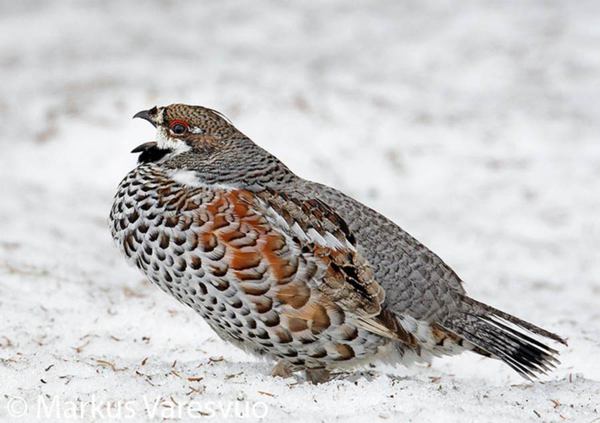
[441,296,567,379]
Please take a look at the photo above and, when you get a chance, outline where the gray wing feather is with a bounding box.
[295,180,464,321]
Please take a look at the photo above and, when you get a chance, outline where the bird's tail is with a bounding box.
[440,295,567,379]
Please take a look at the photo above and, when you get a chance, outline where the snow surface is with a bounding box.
[1,1,600,421]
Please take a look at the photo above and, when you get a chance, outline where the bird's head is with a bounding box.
[132,104,238,163]
[130,103,293,187]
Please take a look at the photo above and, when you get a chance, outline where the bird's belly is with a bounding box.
[109,167,389,369]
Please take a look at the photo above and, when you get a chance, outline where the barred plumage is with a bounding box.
[110,104,566,383]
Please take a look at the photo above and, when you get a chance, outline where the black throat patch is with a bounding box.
[137,145,171,163]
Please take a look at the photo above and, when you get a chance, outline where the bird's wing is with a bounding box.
[247,188,414,343]
[174,184,414,344]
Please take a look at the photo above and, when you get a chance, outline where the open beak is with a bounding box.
[133,106,158,127]
[131,141,157,153]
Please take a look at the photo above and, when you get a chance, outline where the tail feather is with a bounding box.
[461,296,566,345]
[442,296,567,380]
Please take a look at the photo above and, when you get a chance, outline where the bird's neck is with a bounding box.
[161,136,297,191]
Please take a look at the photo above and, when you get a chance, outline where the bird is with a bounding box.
[109,103,566,383]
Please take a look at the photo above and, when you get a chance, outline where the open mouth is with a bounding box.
[132,141,170,164]
[131,141,158,153]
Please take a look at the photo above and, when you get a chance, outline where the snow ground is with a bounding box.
[1,0,600,421]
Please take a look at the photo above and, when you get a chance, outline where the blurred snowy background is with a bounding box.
[1,0,599,421]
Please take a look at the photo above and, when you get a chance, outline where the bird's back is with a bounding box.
[112,103,565,381]
[293,180,465,320]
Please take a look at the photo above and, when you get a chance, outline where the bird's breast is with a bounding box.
[108,164,389,367]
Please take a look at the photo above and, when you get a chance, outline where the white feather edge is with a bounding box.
[166,171,356,252]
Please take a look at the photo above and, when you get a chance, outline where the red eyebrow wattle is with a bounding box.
[169,119,189,128]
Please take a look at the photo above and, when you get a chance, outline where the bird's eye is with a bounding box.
[169,120,189,135]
